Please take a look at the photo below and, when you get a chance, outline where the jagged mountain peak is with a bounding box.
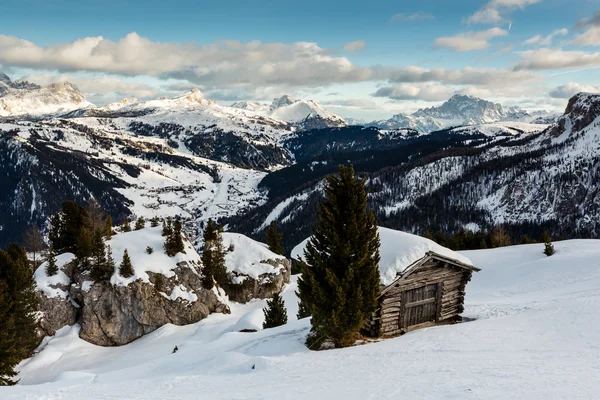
[270,95,297,109]
[548,92,600,138]
[0,76,92,117]
[172,88,214,105]
[0,72,12,84]
[369,94,530,133]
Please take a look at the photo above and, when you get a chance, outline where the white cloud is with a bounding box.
[373,84,456,101]
[575,11,600,29]
[21,73,159,99]
[549,82,600,98]
[572,26,600,46]
[343,40,366,52]
[514,48,600,70]
[523,28,568,46]
[434,28,509,52]
[465,0,542,24]
[385,66,537,86]
[0,33,376,89]
[391,12,434,22]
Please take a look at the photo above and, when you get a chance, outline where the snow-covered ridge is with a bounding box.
[0,74,345,130]
[34,227,287,294]
[292,226,473,286]
[369,94,548,133]
[0,75,93,117]
[232,95,347,126]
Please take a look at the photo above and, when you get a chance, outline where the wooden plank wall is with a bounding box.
[371,260,472,337]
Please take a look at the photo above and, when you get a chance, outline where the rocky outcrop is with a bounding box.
[226,258,291,303]
[36,258,231,347]
[36,291,78,341]
[75,268,227,346]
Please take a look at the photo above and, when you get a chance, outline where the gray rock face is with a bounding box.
[226,258,291,303]
[37,263,231,347]
[36,291,78,341]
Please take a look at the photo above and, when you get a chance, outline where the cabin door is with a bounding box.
[401,284,438,329]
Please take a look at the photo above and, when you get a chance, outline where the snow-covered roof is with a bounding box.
[291,227,475,286]
[222,233,287,279]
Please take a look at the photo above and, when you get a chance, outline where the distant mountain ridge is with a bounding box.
[231,95,347,129]
[0,74,92,116]
[369,94,549,133]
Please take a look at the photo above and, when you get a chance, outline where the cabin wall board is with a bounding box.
[372,258,474,337]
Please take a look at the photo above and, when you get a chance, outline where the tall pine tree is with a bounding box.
[298,165,380,348]
[265,221,285,255]
[90,231,110,281]
[45,245,58,276]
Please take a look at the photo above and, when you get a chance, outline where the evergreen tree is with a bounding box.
[90,231,109,281]
[422,229,434,241]
[0,244,38,382]
[201,219,227,289]
[0,279,19,386]
[23,224,45,268]
[265,221,285,255]
[104,214,113,238]
[544,241,555,256]
[150,217,160,227]
[75,227,93,261]
[135,216,146,230]
[172,219,185,254]
[263,291,288,329]
[119,249,134,278]
[121,219,132,232]
[105,246,116,279]
[299,165,381,348]
[541,231,551,244]
[48,213,63,253]
[45,245,58,276]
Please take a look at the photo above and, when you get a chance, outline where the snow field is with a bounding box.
[6,239,600,399]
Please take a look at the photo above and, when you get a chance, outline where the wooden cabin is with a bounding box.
[363,251,481,337]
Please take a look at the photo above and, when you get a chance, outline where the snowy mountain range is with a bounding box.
[0,72,598,252]
[368,94,555,133]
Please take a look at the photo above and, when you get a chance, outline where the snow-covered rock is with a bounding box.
[222,233,291,303]
[33,227,230,346]
[232,308,265,332]
[292,226,473,286]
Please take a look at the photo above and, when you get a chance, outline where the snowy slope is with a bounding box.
[5,239,600,399]
[292,227,473,285]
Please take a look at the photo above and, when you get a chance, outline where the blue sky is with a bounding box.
[1,0,599,119]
